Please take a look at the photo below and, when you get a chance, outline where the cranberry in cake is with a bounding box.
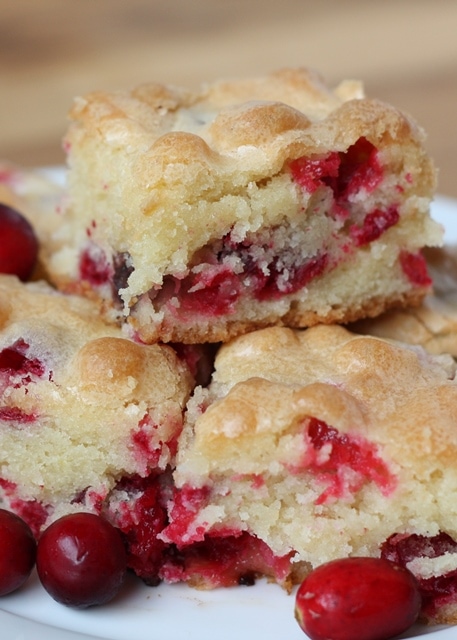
[168,324,457,623]
[0,274,193,543]
[352,245,457,356]
[44,68,440,343]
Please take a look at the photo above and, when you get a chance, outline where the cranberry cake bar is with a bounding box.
[0,274,193,549]
[168,325,457,623]
[353,246,457,356]
[45,68,440,343]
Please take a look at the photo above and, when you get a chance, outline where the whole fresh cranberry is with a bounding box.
[0,508,37,596]
[36,512,127,608]
[294,557,421,640]
[0,203,39,281]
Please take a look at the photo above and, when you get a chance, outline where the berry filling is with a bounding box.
[66,471,290,590]
[162,485,211,546]
[130,415,174,469]
[105,474,292,589]
[164,265,242,317]
[71,487,107,514]
[0,406,37,424]
[299,417,396,504]
[400,250,433,287]
[170,343,218,387]
[0,338,46,384]
[0,478,16,494]
[8,497,49,538]
[160,531,294,588]
[79,243,112,287]
[107,475,169,586]
[153,242,330,319]
[289,152,341,194]
[238,250,329,302]
[289,136,383,198]
[0,340,46,419]
[381,532,457,618]
[350,206,399,246]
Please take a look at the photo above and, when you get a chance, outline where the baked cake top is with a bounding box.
[177,324,457,481]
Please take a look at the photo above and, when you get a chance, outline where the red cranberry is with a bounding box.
[0,203,39,281]
[350,206,400,246]
[0,508,37,596]
[400,251,433,287]
[294,557,421,640]
[36,513,127,608]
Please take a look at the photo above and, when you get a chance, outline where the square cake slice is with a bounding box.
[45,68,440,343]
[166,325,457,624]
[0,274,193,557]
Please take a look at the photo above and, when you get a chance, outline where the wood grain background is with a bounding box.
[1,0,456,196]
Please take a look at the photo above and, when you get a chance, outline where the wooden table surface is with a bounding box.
[2,0,457,197]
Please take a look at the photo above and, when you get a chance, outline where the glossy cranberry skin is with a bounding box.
[0,508,37,596]
[294,557,421,640]
[36,513,127,608]
[0,203,39,281]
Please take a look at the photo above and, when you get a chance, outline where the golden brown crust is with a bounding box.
[127,287,426,345]
[181,325,457,476]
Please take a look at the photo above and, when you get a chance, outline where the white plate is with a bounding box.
[1,188,457,640]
